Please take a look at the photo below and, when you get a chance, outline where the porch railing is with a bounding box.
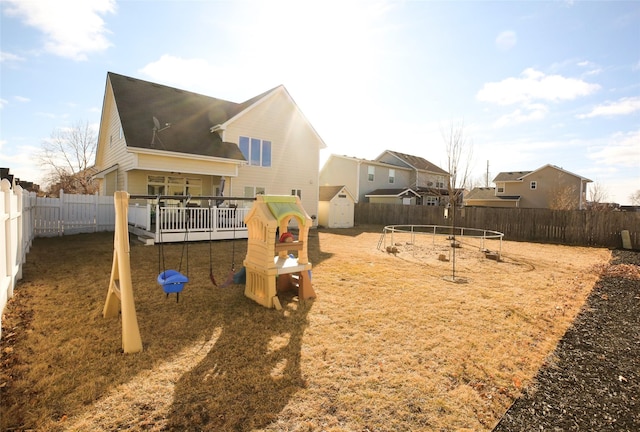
[128,203,250,243]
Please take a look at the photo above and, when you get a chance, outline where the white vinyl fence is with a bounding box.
[1,182,115,339]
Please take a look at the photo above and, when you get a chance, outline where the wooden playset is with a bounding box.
[243,195,316,309]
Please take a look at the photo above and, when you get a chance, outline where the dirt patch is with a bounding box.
[0,225,623,431]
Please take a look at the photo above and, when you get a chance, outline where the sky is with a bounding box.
[1,0,639,204]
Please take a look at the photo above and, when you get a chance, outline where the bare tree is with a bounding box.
[629,190,640,206]
[441,121,473,282]
[548,183,578,210]
[588,181,610,204]
[39,120,98,195]
[442,121,473,209]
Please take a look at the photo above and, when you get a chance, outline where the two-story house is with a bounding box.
[92,72,326,241]
[319,150,450,205]
[464,164,592,209]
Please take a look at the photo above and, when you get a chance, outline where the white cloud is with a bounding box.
[476,68,600,105]
[14,96,30,103]
[0,51,25,63]
[576,60,602,76]
[495,31,517,51]
[577,96,640,118]
[0,98,7,109]
[3,0,116,61]
[0,143,45,184]
[493,103,549,128]
[588,130,640,168]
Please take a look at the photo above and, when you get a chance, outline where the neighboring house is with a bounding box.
[318,185,355,228]
[319,150,449,205]
[93,72,326,241]
[465,164,592,209]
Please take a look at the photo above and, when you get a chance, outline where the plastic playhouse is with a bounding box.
[243,195,316,309]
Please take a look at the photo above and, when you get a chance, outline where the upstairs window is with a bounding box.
[530,181,537,190]
[239,136,272,167]
[436,176,445,189]
[368,166,375,182]
[389,169,395,184]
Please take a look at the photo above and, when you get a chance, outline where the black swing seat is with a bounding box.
[157,270,189,294]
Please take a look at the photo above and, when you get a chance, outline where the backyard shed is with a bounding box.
[318,185,355,228]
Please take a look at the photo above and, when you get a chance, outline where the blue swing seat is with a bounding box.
[157,269,189,294]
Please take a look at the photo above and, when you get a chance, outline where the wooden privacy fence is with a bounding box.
[355,203,640,249]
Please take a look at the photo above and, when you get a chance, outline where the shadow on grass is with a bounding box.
[165,293,313,430]
[2,229,326,430]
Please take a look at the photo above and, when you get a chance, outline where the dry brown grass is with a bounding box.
[1,225,610,431]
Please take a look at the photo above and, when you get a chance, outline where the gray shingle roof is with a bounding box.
[108,72,258,160]
[493,171,532,182]
[384,150,449,175]
[319,185,346,201]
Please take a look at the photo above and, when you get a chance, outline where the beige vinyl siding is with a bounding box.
[319,157,360,202]
[502,166,584,209]
[224,89,322,220]
[126,170,215,196]
[96,80,135,193]
[133,152,239,177]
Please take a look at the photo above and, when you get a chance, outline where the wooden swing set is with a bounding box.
[102,191,253,353]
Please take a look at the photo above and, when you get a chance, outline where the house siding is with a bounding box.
[499,166,585,209]
[224,89,322,220]
[358,162,402,203]
[134,152,238,177]
[96,80,135,193]
[320,157,359,202]
[320,156,415,203]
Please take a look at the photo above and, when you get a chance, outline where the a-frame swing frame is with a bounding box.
[103,192,256,354]
[103,191,143,353]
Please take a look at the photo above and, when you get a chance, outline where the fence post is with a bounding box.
[59,189,65,236]
[94,192,99,232]
[15,185,23,281]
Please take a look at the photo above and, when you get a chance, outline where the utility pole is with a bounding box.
[486,160,490,187]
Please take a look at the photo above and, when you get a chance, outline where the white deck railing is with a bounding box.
[128,203,250,242]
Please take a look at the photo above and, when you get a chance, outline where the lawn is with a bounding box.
[1,225,611,431]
